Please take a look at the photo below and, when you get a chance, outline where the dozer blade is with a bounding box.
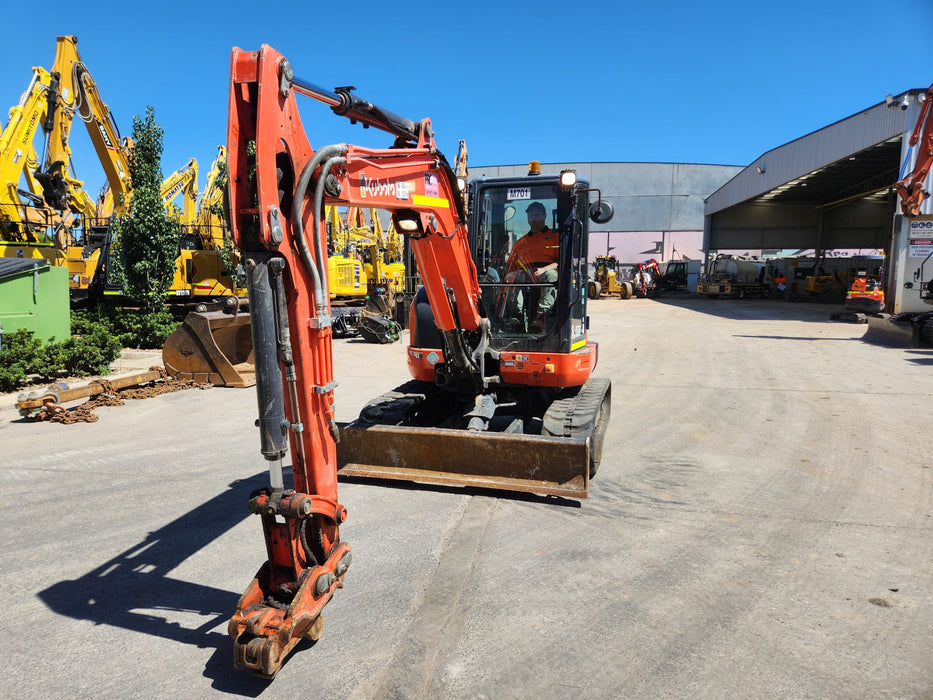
[863,314,920,348]
[337,422,589,498]
[163,306,256,387]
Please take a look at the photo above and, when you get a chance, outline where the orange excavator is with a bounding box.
[844,270,885,314]
[632,258,663,297]
[223,44,614,676]
[895,83,933,217]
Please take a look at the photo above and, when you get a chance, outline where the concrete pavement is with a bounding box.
[0,297,930,698]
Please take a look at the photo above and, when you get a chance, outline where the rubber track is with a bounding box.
[358,380,434,425]
[360,378,613,439]
[541,377,611,440]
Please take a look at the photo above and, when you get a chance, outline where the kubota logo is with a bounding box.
[359,174,409,200]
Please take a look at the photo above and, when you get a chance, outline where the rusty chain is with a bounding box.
[41,368,211,424]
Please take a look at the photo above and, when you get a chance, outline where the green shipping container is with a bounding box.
[0,258,70,346]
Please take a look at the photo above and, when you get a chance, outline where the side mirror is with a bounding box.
[504,205,516,222]
[589,200,614,224]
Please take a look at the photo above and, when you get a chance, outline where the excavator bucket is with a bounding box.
[162,300,256,387]
[336,423,589,498]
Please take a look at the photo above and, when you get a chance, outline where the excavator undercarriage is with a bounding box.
[337,376,610,497]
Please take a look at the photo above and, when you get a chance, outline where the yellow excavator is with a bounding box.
[342,207,406,343]
[1,115,93,254]
[161,147,253,386]
[323,205,406,336]
[95,157,198,224]
[1,35,242,303]
[178,145,245,299]
[99,152,243,301]
[162,204,408,386]
[0,37,118,299]
[193,146,227,241]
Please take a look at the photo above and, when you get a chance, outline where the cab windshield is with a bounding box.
[474,183,561,338]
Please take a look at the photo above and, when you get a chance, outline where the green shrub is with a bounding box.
[72,307,180,349]
[0,307,183,393]
[52,326,122,377]
[105,307,180,348]
[0,328,43,392]
[71,309,113,336]
[0,320,122,393]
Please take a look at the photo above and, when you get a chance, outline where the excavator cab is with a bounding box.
[404,168,608,374]
[470,175,589,348]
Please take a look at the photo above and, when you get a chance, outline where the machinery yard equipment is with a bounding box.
[864,83,933,345]
[661,260,690,292]
[217,43,614,676]
[588,254,633,299]
[631,258,663,298]
[698,254,770,299]
[1,36,241,304]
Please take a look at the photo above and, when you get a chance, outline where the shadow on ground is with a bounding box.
[37,472,283,696]
[646,295,847,322]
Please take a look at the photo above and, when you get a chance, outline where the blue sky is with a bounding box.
[3,0,931,206]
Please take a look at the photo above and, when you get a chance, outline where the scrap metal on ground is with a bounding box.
[16,367,207,423]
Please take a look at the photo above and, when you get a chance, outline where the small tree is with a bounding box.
[110,107,180,314]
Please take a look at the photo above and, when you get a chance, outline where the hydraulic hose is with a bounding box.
[292,144,348,315]
[313,154,348,310]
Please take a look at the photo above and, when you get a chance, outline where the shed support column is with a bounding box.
[814,210,824,261]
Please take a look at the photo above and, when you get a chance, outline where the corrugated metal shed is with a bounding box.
[704,87,928,254]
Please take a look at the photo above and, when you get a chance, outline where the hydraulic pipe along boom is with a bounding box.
[288,70,420,142]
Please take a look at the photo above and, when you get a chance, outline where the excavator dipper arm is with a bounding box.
[225,44,487,677]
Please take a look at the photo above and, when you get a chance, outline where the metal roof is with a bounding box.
[706,88,927,215]
[703,87,931,255]
[0,257,50,280]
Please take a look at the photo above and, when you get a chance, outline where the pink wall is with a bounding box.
[590,231,704,264]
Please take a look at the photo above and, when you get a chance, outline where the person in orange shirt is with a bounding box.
[505,201,559,331]
[507,201,559,273]
[774,273,787,298]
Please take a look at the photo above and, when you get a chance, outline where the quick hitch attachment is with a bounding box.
[230,485,351,678]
